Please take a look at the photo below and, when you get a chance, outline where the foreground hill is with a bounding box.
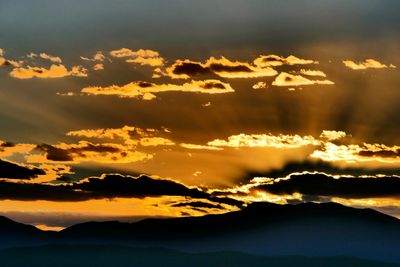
[0,245,399,267]
[59,202,400,262]
[0,202,399,263]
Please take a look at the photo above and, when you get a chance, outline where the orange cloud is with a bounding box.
[180,143,223,151]
[26,141,152,164]
[298,69,327,77]
[10,64,88,79]
[343,59,396,70]
[80,51,105,62]
[165,57,278,79]
[27,53,62,63]
[67,125,171,146]
[272,72,334,86]
[253,55,318,67]
[252,81,267,89]
[0,141,35,157]
[81,80,234,99]
[207,133,319,148]
[0,49,23,67]
[92,63,104,70]
[110,48,164,67]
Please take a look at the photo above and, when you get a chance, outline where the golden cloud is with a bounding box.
[298,69,327,77]
[0,49,23,67]
[252,81,267,89]
[110,48,164,67]
[343,59,396,70]
[80,51,106,62]
[0,141,35,157]
[311,142,400,163]
[165,56,278,79]
[207,133,319,148]
[10,64,88,79]
[80,79,234,99]
[26,141,152,164]
[180,143,223,151]
[67,125,170,146]
[272,72,334,86]
[319,130,347,141]
[28,52,62,63]
[92,63,104,70]
[253,55,318,67]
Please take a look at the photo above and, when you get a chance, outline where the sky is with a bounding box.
[0,0,400,231]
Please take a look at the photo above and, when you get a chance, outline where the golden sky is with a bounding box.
[0,0,400,230]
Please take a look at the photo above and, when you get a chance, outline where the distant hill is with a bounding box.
[0,202,399,263]
[0,244,399,267]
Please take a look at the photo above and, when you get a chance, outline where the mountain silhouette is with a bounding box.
[0,202,399,263]
[0,245,399,267]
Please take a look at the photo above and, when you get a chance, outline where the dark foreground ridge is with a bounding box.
[0,202,399,263]
[1,244,399,267]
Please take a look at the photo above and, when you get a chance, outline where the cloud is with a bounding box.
[109,48,164,67]
[92,63,104,70]
[10,64,87,79]
[206,133,319,148]
[80,51,105,62]
[343,59,396,70]
[239,160,400,183]
[66,125,142,143]
[165,57,278,79]
[319,130,347,141]
[28,52,62,63]
[67,125,172,146]
[72,174,209,199]
[311,142,400,163]
[139,137,175,146]
[80,79,234,99]
[171,200,224,210]
[0,141,35,157]
[0,173,240,207]
[253,55,318,67]
[252,81,267,89]
[180,143,223,151]
[0,159,45,180]
[298,69,327,77]
[272,72,334,87]
[0,49,23,67]
[250,172,400,199]
[26,142,152,164]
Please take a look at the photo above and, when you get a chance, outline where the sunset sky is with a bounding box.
[1,0,400,230]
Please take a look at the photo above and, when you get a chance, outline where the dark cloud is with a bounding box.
[166,57,276,79]
[358,149,400,158]
[208,63,252,73]
[0,141,15,148]
[241,160,400,182]
[36,144,73,161]
[201,81,227,90]
[170,60,253,77]
[171,201,224,210]
[0,159,45,180]
[0,173,241,207]
[254,173,400,199]
[72,174,209,199]
[36,143,121,162]
[171,61,211,76]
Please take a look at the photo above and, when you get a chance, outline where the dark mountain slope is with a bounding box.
[58,202,400,262]
[0,202,399,262]
[0,245,399,267]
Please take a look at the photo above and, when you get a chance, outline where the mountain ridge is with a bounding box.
[0,202,399,262]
